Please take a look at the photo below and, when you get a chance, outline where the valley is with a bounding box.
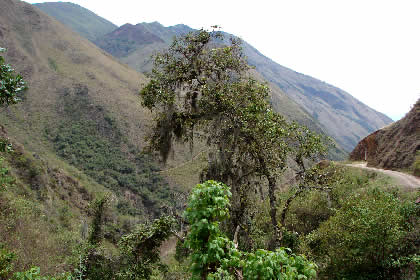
[0,1,418,279]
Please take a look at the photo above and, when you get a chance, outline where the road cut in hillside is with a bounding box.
[345,162,420,189]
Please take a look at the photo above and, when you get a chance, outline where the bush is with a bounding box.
[305,187,418,279]
[184,180,317,279]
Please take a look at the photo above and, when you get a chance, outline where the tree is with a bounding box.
[140,28,327,247]
[0,48,27,106]
[117,216,175,280]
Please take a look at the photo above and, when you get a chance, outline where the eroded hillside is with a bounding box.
[350,99,420,174]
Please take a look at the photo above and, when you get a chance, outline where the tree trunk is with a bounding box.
[280,187,304,227]
[267,174,280,248]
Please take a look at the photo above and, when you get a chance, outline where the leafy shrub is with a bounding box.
[0,47,27,106]
[117,216,175,280]
[184,180,317,279]
[305,187,418,279]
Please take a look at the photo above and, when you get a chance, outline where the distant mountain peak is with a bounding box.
[94,23,165,57]
[34,1,117,41]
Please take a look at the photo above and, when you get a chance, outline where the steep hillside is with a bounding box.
[34,2,117,42]
[0,125,96,275]
[0,0,189,217]
[350,99,420,173]
[242,42,393,151]
[29,4,354,156]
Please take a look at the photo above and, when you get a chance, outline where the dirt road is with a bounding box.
[345,162,420,189]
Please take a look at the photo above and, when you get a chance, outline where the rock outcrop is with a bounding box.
[350,99,420,172]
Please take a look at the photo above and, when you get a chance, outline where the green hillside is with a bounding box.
[0,0,192,218]
[34,2,117,42]
[0,0,204,274]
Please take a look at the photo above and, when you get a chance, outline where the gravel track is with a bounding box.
[345,162,420,189]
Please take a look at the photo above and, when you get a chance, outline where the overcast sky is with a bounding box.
[27,0,420,121]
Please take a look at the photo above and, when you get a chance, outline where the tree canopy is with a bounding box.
[140,28,327,246]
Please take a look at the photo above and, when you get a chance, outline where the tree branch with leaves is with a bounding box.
[140,28,328,248]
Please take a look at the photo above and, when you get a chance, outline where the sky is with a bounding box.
[27,0,420,121]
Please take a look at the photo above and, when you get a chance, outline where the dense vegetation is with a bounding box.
[1,27,419,280]
[45,85,171,217]
[2,165,418,279]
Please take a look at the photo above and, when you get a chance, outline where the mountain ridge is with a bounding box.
[34,2,117,41]
[240,40,393,151]
[109,21,393,151]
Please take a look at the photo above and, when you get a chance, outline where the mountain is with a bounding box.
[0,0,209,272]
[35,2,392,152]
[28,3,394,152]
[34,2,117,41]
[94,23,165,57]
[350,99,420,174]
[0,0,191,217]
[241,42,394,151]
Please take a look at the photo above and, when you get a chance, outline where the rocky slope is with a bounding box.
[350,99,419,173]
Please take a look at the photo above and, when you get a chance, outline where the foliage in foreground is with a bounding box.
[184,180,317,279]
